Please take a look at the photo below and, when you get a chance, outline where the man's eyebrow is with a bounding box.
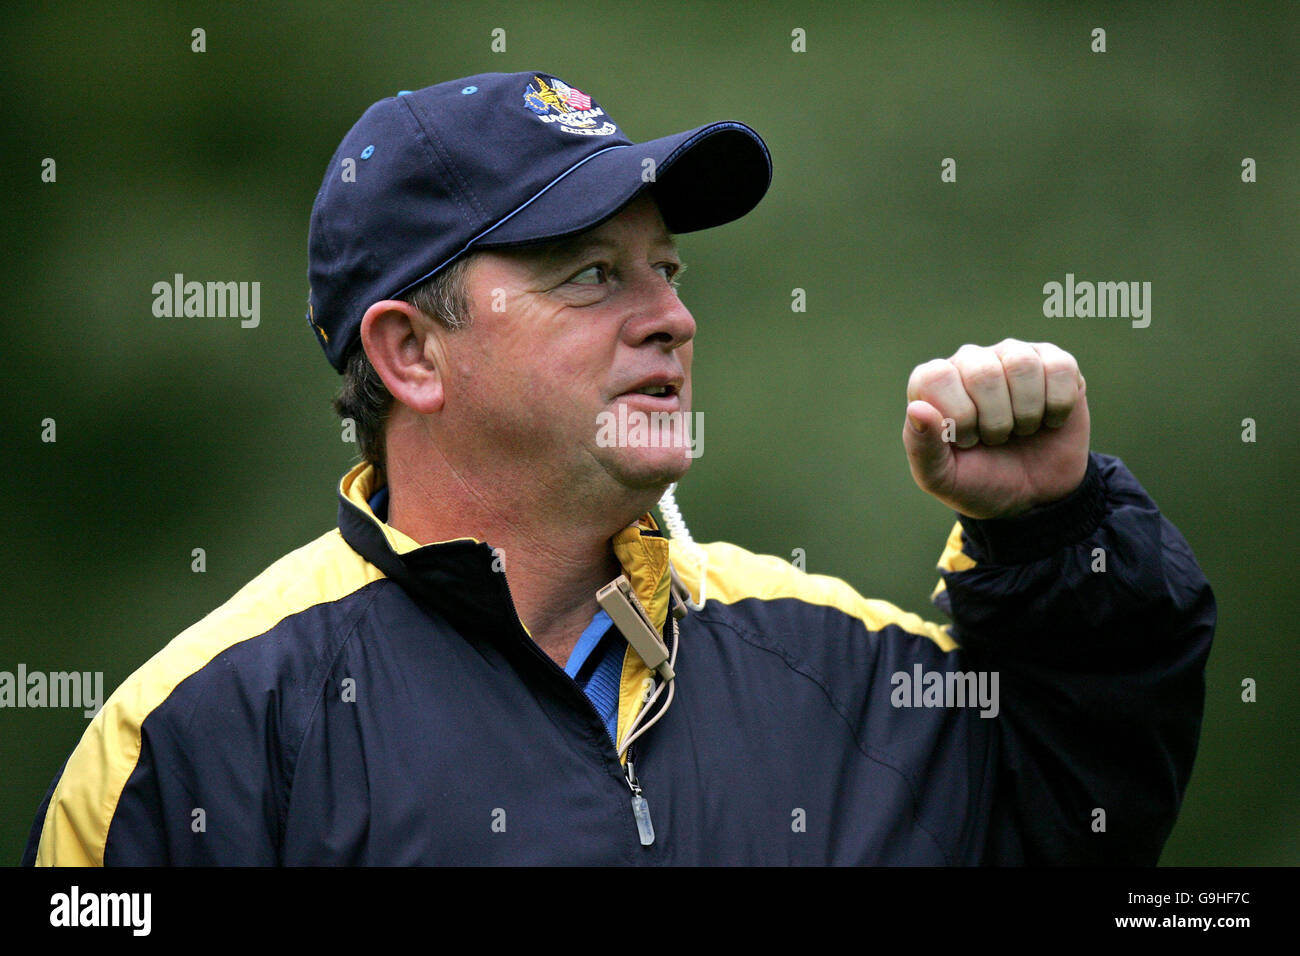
[530,232,679,266]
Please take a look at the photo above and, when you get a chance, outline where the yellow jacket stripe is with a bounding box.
[36,529,386,866]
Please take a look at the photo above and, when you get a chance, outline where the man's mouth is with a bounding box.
[629,384,678,398]
[617,374,684,401]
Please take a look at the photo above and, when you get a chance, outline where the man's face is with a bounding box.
[438,193,697,505]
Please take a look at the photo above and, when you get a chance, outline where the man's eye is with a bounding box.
[569,264,608,285]
[658,262,685,288]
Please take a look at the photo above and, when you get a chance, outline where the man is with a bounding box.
[24,71,1214,865]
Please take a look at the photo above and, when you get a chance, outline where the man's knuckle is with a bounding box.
[1042,357,1076,380]
[1001,351,1041,380]
[962,361,1004,391]
[1043,395,1073,417]
[914,359,957,392]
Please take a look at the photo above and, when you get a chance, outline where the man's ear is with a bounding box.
[359,300,447,415]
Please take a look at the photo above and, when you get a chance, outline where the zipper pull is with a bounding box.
[624,756,655,846]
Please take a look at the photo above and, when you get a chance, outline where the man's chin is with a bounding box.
[606,449,693,493]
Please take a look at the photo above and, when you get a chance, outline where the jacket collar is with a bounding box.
[336,461,675,638]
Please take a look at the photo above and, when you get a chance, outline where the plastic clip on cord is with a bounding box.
[594,574,681,755]
[596,577,674,679]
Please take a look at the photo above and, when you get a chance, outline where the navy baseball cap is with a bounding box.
[307,70,772,371]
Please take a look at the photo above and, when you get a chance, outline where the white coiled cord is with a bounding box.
[657,482,707,611]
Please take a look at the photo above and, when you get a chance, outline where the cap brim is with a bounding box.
[471,121,771,248]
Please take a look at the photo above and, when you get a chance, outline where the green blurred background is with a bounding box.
[2,1,1295,865]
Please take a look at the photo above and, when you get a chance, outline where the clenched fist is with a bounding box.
[903,339,1090,519]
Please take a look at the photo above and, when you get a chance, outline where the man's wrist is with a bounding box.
[956,454,1107,565]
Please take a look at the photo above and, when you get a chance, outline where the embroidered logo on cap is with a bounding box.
[522,75,617,136]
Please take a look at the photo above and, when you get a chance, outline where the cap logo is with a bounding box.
[522,75,618,137]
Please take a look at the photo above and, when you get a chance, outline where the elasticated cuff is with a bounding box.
[956,453,1107,565]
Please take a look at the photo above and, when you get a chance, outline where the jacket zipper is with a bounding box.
[624,747,655,846]
[493,562,664,849]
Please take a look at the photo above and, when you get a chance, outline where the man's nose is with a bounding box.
[622,274,696,350]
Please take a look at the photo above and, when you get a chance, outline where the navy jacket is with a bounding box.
[24,452,1214,865]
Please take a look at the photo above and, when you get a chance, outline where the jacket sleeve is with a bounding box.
[21,700,177,865]
[933,451,1216,864]
[21,645,287,866]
